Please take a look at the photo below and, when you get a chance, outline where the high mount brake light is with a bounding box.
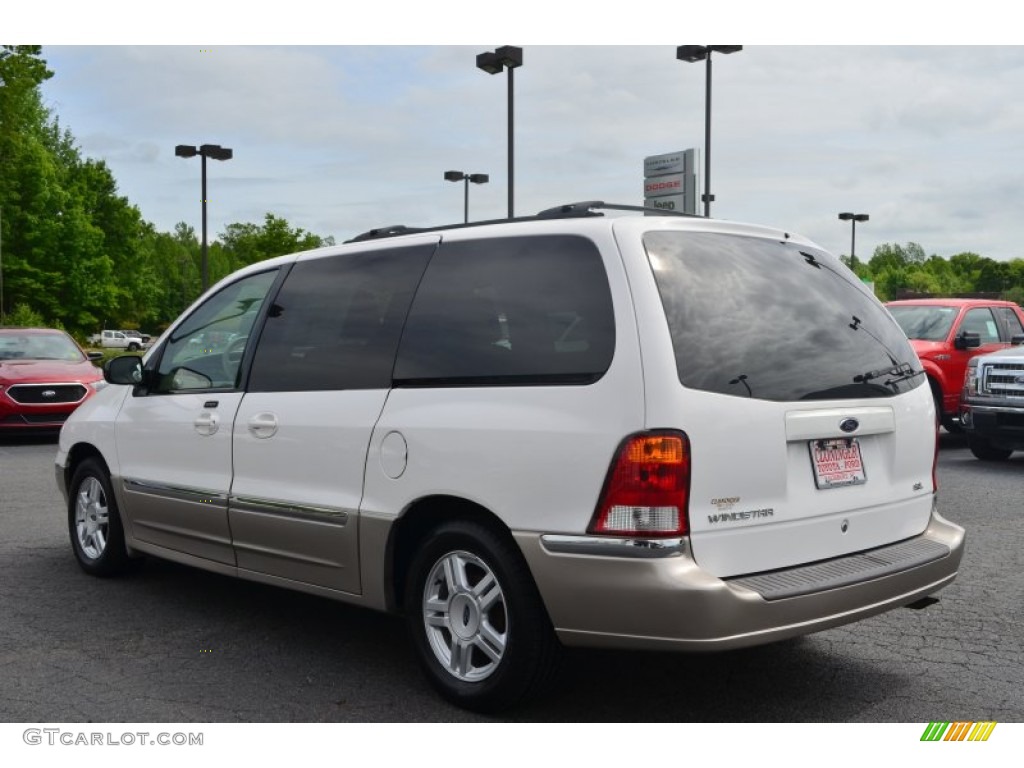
[590,432,691,537]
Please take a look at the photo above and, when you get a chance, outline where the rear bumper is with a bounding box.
[515,504,964,651]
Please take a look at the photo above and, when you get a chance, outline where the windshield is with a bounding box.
[0,331,85,362]
[886,305,958,341]
[643,231,924,402]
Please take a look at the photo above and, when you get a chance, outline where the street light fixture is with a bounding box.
[838,212,870,271]
[676,45,742,218]
[444,171,489,223]
[476,45,522,219]
[175,143,233,291]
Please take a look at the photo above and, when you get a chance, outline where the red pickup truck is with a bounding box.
[885,298,1024,431]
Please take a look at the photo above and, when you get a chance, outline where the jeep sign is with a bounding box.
[644,195,687,213]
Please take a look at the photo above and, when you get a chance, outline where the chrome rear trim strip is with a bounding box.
[540,535,686,559]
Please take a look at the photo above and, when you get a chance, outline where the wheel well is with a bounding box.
[64,443,109,490]
[927,375,944,415]
[388,496,513,613]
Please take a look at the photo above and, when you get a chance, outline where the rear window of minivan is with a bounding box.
[643,231,923,402]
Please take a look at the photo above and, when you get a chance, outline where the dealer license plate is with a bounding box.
[809,438,867,489]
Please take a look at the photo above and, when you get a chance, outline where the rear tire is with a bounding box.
[68,458,134,576]
[932,387,963,433]
[405,520,561,713]
[968,436,1013,462]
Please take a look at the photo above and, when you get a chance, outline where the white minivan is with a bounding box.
[56,203,964,711]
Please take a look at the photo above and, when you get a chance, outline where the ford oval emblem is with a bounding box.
[41,389,57,399]
[839,418,859,433]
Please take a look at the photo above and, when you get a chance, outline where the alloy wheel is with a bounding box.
[75,476,109,560]
[421,550,508,682]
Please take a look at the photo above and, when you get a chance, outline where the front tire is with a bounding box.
[68,458,133,576]
[968,436,1013,462]
[405,520,561,713]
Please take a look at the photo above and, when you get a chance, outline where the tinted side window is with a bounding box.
[394,235,615,386]
[152,269,279,393]
[247,245,434,392]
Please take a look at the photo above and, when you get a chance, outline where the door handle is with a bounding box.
[193,411,220,436]
[247,412,278,439]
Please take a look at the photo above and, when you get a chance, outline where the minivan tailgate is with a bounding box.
[685,398,935,579]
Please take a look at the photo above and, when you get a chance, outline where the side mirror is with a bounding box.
[104,355,144,386]
[1012,334,1024,346]
[954,331,981,350]
[87,351,104,362]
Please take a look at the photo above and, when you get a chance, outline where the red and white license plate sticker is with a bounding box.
[809,438,866,489]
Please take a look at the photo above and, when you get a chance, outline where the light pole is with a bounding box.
[676,45,742,218]
[838,212,869,271]
[476,45,522,219]
[175,143,233,291]
[444,171,489,223]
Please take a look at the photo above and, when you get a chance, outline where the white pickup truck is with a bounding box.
[86,330,147,351]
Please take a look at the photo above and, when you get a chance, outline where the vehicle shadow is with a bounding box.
[938,428,968,450]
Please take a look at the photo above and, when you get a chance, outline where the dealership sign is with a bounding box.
[646,194,687,213]
[644,174,685,196]
[643,149,697,215]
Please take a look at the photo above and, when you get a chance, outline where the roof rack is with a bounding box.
[345,225,427,243]
[535,201,702,219]
[345,200,704,243]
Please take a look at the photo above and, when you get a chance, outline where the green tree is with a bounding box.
[5,302,45,327]
[1,46,57,319]
[219,213,334,278]
[866,242,926,277]
[975,259,1011,293]
[1,46,159,334]
[872,266,911,300]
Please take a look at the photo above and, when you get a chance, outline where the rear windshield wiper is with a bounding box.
[853,361,923,386]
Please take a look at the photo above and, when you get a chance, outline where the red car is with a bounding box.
[885,298,1024,430]
[0,328,106,431]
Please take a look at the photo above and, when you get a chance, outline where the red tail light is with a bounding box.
[589,431,691,537]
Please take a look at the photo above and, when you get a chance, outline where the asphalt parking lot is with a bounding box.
[1,430,1022,722]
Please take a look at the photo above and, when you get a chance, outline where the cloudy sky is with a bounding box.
[12,5,1024,262]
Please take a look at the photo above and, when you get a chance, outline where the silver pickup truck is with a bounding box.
[960,340,1024,460]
